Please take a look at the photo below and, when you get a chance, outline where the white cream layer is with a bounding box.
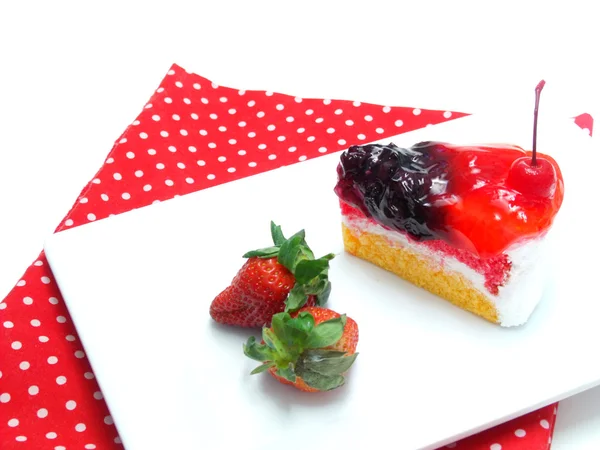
[343,214,549,327]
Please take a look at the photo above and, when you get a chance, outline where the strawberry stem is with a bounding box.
[244,311,357,391]
[532,80,545,167]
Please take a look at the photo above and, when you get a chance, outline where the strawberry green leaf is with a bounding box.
[284,284,309,312]
[303,276,327,295]
[276,364,297,382]
[295,349,358,391]
[298,370,345,391]
[316,281,331,306]
[243,246,280,258]
[270,221,286,246]
[263,327,297,365]
[250,362,275,375]
[294,311,316,334]
[277,230,306,271]
[271,312,309,348]
[262,327,279,351]
[270,313,289,343]
[303,349,348,361]
[294,254,335,285]
[298,238,315,261]
[305,315,346,349]
[301,350,359,376]
[243,336,274,362]
[281,314,314,347]
[322,253,336,262]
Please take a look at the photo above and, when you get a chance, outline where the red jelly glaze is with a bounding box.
[336,142,564,259]
[441,144,563,257]
[341,202,512,294]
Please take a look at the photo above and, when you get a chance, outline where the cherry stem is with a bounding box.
[532,80,545,166]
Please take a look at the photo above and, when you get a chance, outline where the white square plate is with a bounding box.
[44,111,599,450]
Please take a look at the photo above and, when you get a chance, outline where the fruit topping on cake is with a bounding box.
[243,307,359,392]
[334,81,563,258]
[210,222,335,327]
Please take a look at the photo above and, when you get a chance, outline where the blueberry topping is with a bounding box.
[334,142,451,241]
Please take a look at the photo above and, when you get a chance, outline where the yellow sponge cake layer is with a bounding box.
[342,223,500,324]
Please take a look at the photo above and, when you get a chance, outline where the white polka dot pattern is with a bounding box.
[441,403,560,449]
[0,63,577,449]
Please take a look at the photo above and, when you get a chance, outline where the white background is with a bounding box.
[0,1,599,448]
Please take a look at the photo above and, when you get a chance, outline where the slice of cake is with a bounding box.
[333,82,564,326]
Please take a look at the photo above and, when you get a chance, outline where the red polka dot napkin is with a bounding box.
[574,112,594,137]
[2,63,588,450]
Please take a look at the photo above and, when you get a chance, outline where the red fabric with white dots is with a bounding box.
[574,113,594,137]
[0,63,577,450]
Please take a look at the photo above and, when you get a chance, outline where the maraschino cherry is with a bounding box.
[506,80,558,198]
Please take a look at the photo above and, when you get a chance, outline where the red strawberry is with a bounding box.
[244,307,359,392]
[210,222,335,327]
